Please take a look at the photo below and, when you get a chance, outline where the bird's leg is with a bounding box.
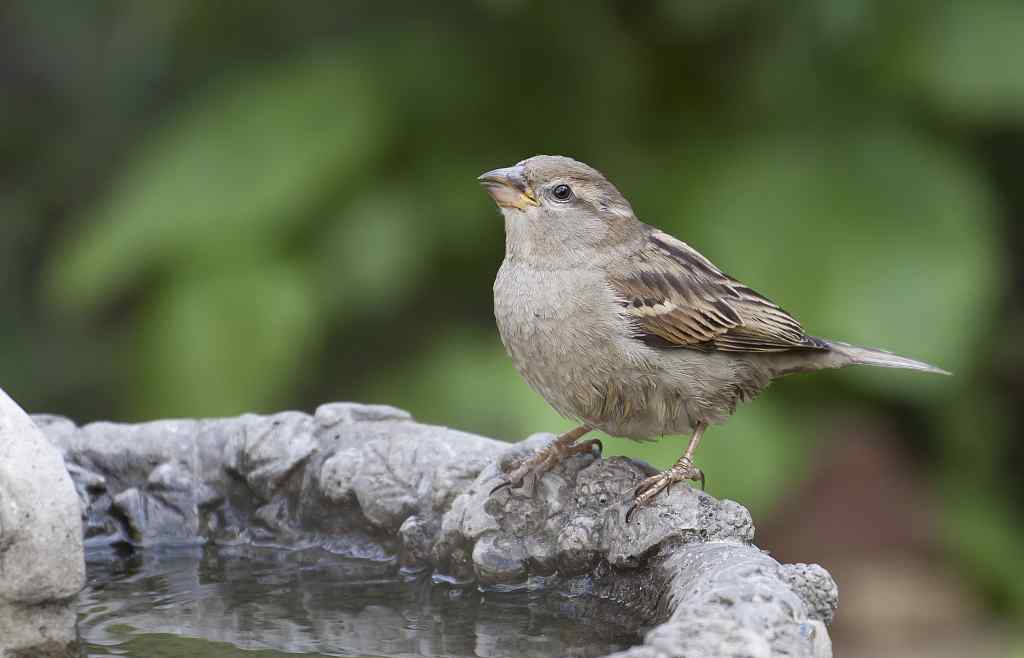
[490,425,601,495]
[627,422,707,522]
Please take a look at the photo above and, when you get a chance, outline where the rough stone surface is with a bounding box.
[0,389,85,657]
[780,562,841,625]
[34,401,839,658]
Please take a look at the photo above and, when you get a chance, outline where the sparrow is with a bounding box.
[478,155,949,521]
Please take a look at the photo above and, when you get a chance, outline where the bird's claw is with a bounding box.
[626,459,705,523]
[488,477,522,496]
[488,436,602,498]
[488,455,529,497]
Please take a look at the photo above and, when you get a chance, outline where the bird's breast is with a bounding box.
[493,260,615,359]
[492,260,663,430]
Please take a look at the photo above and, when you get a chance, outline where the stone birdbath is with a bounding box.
[0,388,837,658]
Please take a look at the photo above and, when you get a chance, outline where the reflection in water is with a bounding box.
[79,546,639,658]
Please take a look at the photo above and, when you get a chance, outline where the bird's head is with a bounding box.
[478,155,638,259]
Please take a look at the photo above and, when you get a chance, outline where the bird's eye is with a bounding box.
[551,184,573,201]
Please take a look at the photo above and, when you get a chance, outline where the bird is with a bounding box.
[478,155,949,521]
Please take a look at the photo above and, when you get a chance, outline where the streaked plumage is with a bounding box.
[610,229,828,352]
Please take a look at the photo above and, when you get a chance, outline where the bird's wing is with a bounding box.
[609,229,827,353]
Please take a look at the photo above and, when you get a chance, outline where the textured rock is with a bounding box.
[36,402,838,658]
[780,562,841,625]
[0,389,85,657]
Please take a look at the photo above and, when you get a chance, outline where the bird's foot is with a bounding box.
[490,437,603,495]
[626,458,704,523]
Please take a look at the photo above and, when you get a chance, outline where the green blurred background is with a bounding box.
[2,1,1023,656]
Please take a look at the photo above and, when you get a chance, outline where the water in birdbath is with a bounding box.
[78,545,641,658]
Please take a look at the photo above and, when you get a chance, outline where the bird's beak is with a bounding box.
[477,165,539,210]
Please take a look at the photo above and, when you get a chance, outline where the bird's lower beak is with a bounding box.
[478,165,539,210]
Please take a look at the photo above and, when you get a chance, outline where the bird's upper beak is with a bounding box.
[477,165,539,210]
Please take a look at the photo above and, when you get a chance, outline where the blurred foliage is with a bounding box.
[2,0,1023,624]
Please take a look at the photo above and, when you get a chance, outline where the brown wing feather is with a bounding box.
[610,230,827,353]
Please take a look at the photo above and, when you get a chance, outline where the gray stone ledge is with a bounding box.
[27,401,838,658]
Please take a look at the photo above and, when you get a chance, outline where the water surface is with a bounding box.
[79,546,639,658]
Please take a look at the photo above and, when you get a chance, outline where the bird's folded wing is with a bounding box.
[609,230,827,353]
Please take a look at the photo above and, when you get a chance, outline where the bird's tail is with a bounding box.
[766,339,951,377]
[822,340,951,375]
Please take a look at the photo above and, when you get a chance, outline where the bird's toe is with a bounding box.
[489,475,527,496]
[633,473,663,498]
[489,479,512,496]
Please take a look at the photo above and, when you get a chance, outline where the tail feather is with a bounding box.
[825,340,951,376]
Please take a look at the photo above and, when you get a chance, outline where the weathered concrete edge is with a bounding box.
[0,388,85,658]
[33,402,837,658]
